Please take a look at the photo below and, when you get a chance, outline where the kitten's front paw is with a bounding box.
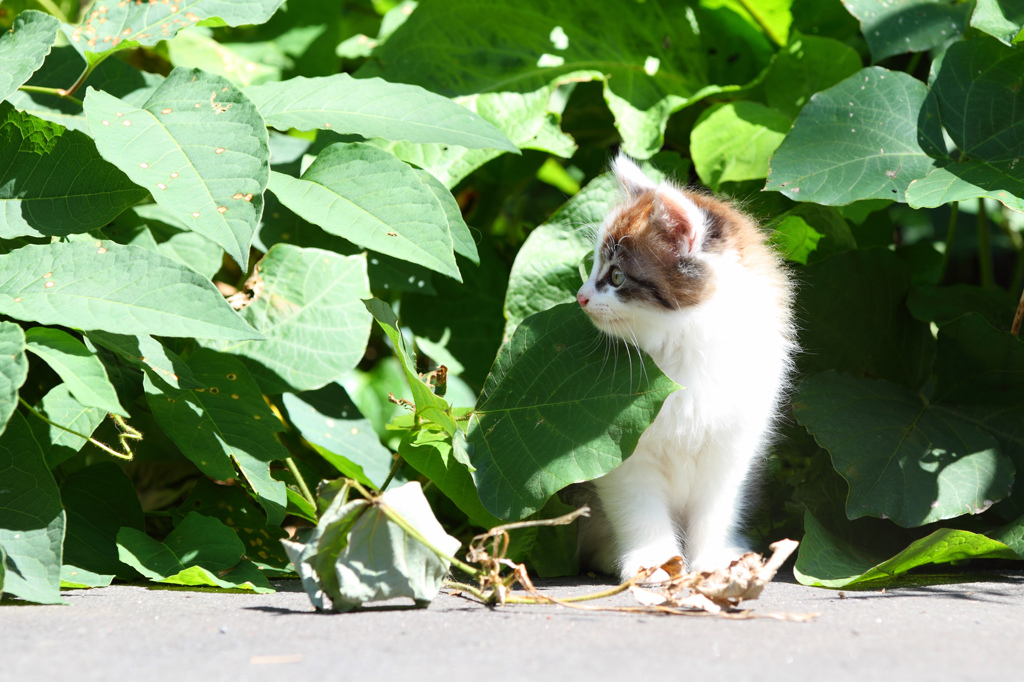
[690,546,749,573]
[618,548,682,583]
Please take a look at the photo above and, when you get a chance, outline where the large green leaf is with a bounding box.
[83,67,270,269]
[282,384,393,489]
[60,462,144,579]
[794,511,1017,587]
[905,38,1024,213]
[0,321,27,436]
[842,0,969,62]
[144,349,288,525]
[907,284,1017,328]
[365,298,455,435]
[364,0,744,159]
[399,426,500,528]
[207,245,372,394]
[797,248,933,388]
[0,10,59,101]
[0,101,148,239]
[165,28,280,88]
[116,512,272,592]
[764,33,863,119]
[283,481,460,612]
[86,330,203,391]
[63,0,286,60]
[0,241,260,340]
[971,0,1024,45]
[769,214,824,264]
[0,411,65,604]
[468,303,679,521]
[794,370,1015,527]
[690,101,791,190]
[245,74,516,151]
[765,67,943,205]
[24,327,126,417]
[268,143,460,280]
[110,204,224,280]
[27,384,104,468]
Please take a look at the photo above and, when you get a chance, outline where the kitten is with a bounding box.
[573,154,795,581]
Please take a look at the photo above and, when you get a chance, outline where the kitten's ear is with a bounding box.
[655,185,706,254]
[611,153,656,198]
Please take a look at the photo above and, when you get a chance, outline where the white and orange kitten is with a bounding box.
[573,154,795,580]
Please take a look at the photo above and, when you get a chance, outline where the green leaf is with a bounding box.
[365,0,744,159]
[412,168,478,264]
[86,330,203,391]
[734,0,793,45]
[116,513,273,593]
[794,511,1017,588]
[60,462,144,579]
[503,173,618,337]
[907,284,1017,329]
[469,303,679,521]
[691,101,791,189]
[245,74,517,151]
[365,298,455,434]
[797,248,933,388]
[769,214,823,264]
[166,28,280,88]
[971,0,1024,45]
[0,241,261,340]
[764,33,863,119]
[0,411,65,604]
[794,370,1015,527]
[83,67,271,269]
[24,327,126,417]
[283,481,460,611]
[0,101,148,239]
[27,384,104,468]
[268,142,460,280]
[990,514,1024,558]
[110,204,225,280]
[0,321,27,436]
[842,0,969,62]
[63,0,286,59]
[206,245,372,394]
[0,10,59,101]
[144,349,288,525]
[905,38,1024,213]
[282,384,393,489]
[60,564,114,589]
[399,426,500,528]
[765,67,943,205]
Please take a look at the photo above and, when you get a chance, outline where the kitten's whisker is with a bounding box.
[623,323,650,389]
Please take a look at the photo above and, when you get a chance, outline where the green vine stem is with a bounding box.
[378,453,404,492]
[977,198,995,289]
[284,456,316,508]
[16,85,83,106]
[939,201,958,284]
[20,398,138,461]
[443,579,633,606]
[64,51,113,98]
[34,0,68,21]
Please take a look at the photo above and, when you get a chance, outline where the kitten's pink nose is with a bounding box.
[577,291,590,308]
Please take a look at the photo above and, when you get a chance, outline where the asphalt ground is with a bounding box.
[2,568,1022,682]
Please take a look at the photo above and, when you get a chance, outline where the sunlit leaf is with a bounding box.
[0,10,59,101]
[25,327,126,417]
[0,321,28,436]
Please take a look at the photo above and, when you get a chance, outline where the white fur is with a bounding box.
[576,157,793,580]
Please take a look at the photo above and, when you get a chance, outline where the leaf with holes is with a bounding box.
[268,143,460,281]
[842,0,969,61]
[794,370,1015,527]
[62,0,285,63]
[0,10,59,101]
[245,74,516,151]
[905,38,1024,213]
[206,245,372,394]
[0,102,148,239]
[0,241,261,340]
[765,68,944,205]
[0,321,28,436]
[0,412,65,604]
[83,67,270,269]
[86,330,203,390]
[25,327,126,417]
[144,349,288,525]
[468,303,679,520]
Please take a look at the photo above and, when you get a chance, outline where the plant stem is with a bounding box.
[1012,284,1024,338]
[938,201,958,284]
[505,581,633,605]
[19,398,133,461]
[977,198,995,289]
[284,457,316,508]
[17,85,84,106]
[379,453,404,492]
[65,52,112,98]
[34,0,68,21]
[906,52,923,77]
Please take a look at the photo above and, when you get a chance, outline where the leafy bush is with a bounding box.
[1,0,1023,606]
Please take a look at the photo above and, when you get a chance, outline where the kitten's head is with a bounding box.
[577,154,755,344]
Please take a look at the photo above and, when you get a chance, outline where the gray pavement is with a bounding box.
[2,568,1022,681]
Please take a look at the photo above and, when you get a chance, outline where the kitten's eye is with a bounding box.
[610,267,625,287]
